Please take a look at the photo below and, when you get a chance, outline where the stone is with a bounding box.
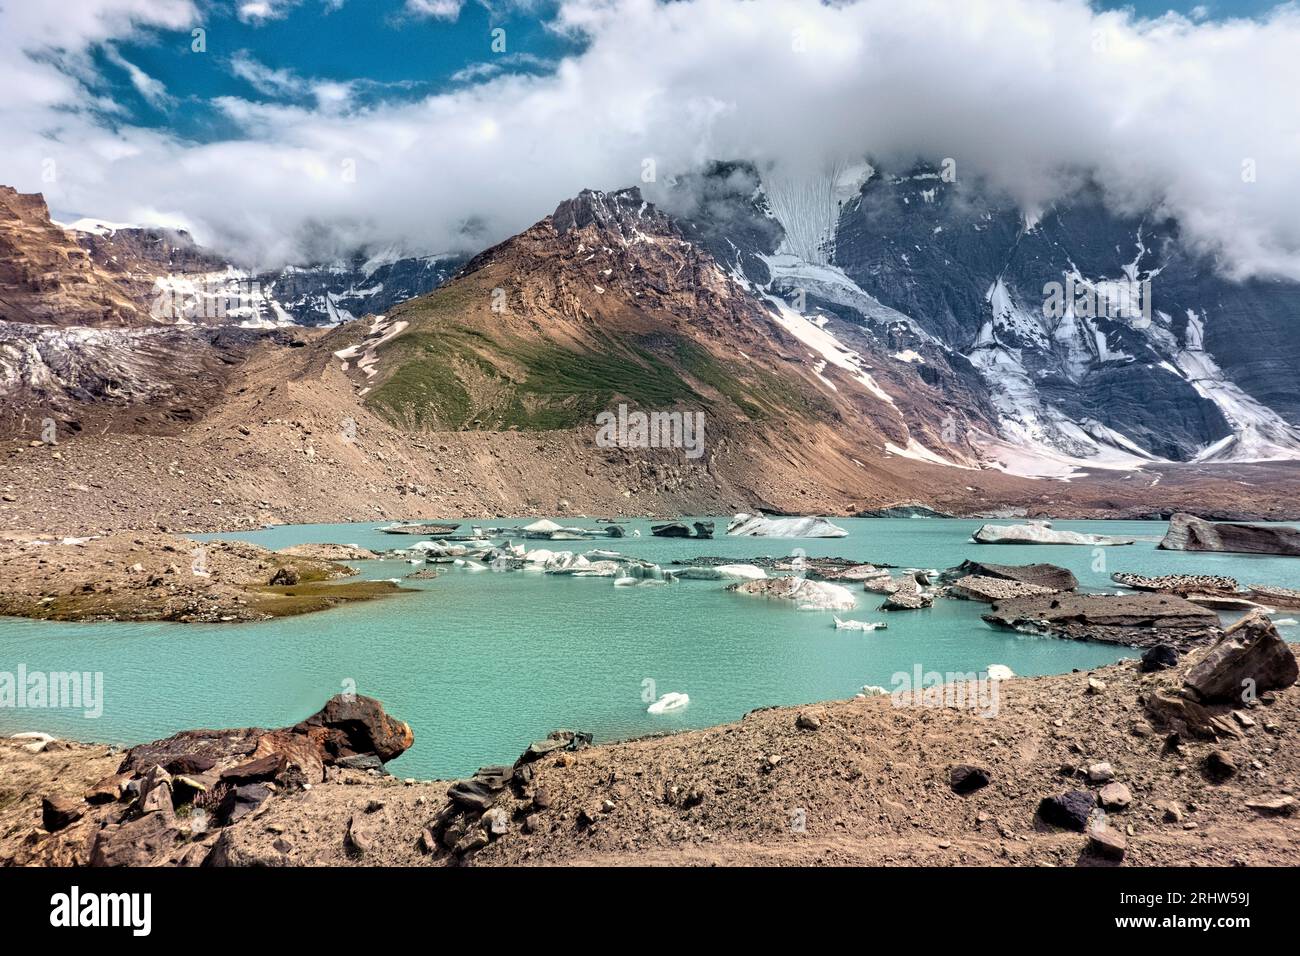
[454,828,489,855]
[344,814,373,856]
[1098,782,1132,811]
[1204,750,1238,782]
[948,575,1055,603]
[269,565,300,586]
[1145,689,1243,740]
[1244,795,1296,816]
[418,828,437,854]
[1141,643,1180,672]
[84,774,126,805]
[600,799,617,813]
[1087,677,1107,695]
[880,590,934,611]
[1155,800,1184,823]
[795,711,822,731]
[1184,611,1298,704]
[217,782,273,825]
[291,693,415,763]
[1038,790,1095,831]
[532,788,553,810]
[41,795,84,832]
[1087,816,1128,861]
[89,812,186,867]
[949,764,991,795]
[447,779,501,812]
[482,807,509,837]
[1086,762,1115,783]
[517,738,567,763]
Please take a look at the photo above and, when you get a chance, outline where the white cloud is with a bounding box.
[1,0,1298,280]
[405,0,466,20]
[104,46,173,108]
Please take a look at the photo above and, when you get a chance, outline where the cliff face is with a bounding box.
[0,187,149,327]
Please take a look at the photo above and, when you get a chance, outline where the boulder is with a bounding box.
[291,694,414,763]
[90,812,186,867]
[1204,750,1238,781]
[972,522,1134,546]
[726,513,849,538]
[1140,643,1180,672]
[1183,611,1298,704]
[41,795,84,832]
[650,522,693,538]
[692,521,715,539]
[216,782,273,825]
[1086,815,1127,861]
[1144,689,1244,740]
[1098,782,1132,811]
[949,765,991,795]
[269,565,300,586]
[880,590,934,611]
[1244,795,1296,816]
[1159,513,1300,556]
[795,711,822,731]
[1038,790,1095,831]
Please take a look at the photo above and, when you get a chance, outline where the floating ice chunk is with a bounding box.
[647,692,690,714]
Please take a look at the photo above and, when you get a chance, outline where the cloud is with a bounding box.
[405,0,466,20]
[1,0,1298,280]
[104,46,173,108]
[229,51,354,110]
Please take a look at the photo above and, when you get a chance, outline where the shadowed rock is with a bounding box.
[1159,513,1300,556]
[1184,611,1298,704]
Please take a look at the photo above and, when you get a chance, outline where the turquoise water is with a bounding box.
[2,517,1298,779]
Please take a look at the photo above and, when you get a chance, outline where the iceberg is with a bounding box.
[833,617,887,631]
[647,692,690,714]
[726,513,849,538]
[972,522,1135,546]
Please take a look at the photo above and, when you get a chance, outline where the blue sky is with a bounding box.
[93,0,1283,143]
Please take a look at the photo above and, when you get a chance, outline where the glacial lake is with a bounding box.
[3,517,1298,779]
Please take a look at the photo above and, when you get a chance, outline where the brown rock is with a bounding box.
[41,795,84,832]
[1087,816,1128,861]
[1184,611,1298,704]
[1098,782,1132,811]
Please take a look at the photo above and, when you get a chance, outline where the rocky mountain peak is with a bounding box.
[551,187,676,241]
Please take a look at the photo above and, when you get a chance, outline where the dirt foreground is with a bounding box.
[3,638,1297,867]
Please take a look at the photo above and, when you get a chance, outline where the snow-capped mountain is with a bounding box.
[674,160,1300,477]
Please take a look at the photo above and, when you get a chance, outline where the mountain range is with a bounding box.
[3,165,1299,532]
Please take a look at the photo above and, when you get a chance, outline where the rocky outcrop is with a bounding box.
[21,695,412,867]
[982,593,1221,649]
[972,522,1135,546]
[942,560,1077,592]
[1159,513,1300,556]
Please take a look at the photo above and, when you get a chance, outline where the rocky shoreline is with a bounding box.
[3,612,1296,867]
[0,532,406,623]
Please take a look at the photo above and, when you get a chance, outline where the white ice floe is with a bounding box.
[985,665,1016,681]
[647,692,690,714]
[726,513,848,538]
[971,522,1135,546]
[833,617,887,631]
